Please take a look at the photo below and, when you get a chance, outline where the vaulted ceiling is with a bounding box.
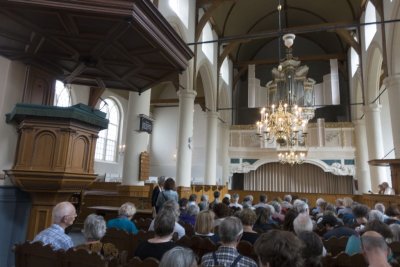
[197,0,367,123]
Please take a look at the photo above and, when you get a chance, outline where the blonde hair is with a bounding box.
[195,210,215,234]
[343,197,353,208]
[118,202,136,217]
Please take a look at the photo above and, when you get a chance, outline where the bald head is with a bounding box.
[52,202,76,225]
[361,231,388,253]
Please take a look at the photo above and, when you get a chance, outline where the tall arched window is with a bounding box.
[168,0,188,28]
[54,80,72,107]
[364,1,377,50]
[202,22,214,63]
[95,98,121,162]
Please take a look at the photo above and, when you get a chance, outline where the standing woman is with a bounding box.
[152,176,165,216]
[156,177,178,211]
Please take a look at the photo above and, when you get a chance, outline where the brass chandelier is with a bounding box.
[256,4,316,165]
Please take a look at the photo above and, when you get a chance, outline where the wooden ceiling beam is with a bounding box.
[335,29,360,55]
[218,40,248,70]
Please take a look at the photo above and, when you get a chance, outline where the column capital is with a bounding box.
[177,89,197,99]
[383,74,400,88]
[364,103,382,113]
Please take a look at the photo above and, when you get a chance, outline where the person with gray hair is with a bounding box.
[284,194,292,203]
[149,199,185,239]
[179,203,200,226]
[361,231,391,267]
[198,194,209,211]
[293,213,313,235]
[369,209,385,222]
[253,194,268,209]
[83,214,106,242]
[107,202,138,234]
[201,217,257,267]
[229,193,243,209]
[159,246,197,267]
[294,199,309,214]
[33,201,76,250]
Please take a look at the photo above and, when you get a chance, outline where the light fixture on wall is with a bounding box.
[256,1,316,165]
[119,144,126,156]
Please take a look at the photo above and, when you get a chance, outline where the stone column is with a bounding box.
[221,124,231,187]
[384,74,400,158]
[176,89,196,187]
[354,119,371,193]
[364,103,386,189]
[204,111,219,185]
[122,90,151,185]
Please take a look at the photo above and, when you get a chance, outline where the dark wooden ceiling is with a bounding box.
[0,0,193,93]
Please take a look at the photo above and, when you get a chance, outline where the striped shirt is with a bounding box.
[33,224,74,251]
[201,246,257,267]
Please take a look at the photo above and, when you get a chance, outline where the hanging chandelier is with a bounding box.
[255,2,316,165]
[278,148,307,165]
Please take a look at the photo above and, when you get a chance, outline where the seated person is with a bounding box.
[201,217,257,267]
[298,231,324,267]
[106,202,138,234]
[83,214,106,243]
[362,231,392,267]
[149,200,185,239]
[320,214,357,240]
[194,210,219,243]
[134,210,177,260]
[198,194,209,211]
[293,213,313,235]
[254,230,304,267]
[76,214,107,251]
[33,201,76,250]
[212,203,230,227]
[188,194,197,207]
[235,208,259,244]
[253,206,278,233]
[159,246,197,267]
[179,204,199,226]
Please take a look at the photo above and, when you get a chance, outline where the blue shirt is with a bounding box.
[107,217,139,234]
[33,224,74,251]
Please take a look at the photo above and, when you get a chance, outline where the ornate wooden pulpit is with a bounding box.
[5,103,108,239]
[369,159,400,195]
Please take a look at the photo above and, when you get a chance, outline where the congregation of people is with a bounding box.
[30,176,400,267]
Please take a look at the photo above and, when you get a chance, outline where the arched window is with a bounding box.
[54,80,72,107]
[95,98,121,162]
[364,1,377,50]
[350,47,359,77]
[220,58,230,85]
[202,22,214,63]
[168,0,188,28]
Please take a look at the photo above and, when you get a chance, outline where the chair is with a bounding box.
[180,222,195,237]
[175,235,192,248]
[323,236,349,256]
[390,241,400,255]
[124,256,159,267]
[237,240,257,262]
[137,230,155,241]
[14,241,62,267]
[63,248,108,267]
[190,236,218,262]
[333,252,367,267]
[101,228,138,259]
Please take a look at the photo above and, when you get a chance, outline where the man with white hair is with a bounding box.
[293,213,313,235]
[33,201,76,250]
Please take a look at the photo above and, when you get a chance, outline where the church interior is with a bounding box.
[1,0,400,266]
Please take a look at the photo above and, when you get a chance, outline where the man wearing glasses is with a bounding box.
[33,201,76,250]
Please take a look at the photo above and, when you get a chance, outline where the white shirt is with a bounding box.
[385,187,395,195]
